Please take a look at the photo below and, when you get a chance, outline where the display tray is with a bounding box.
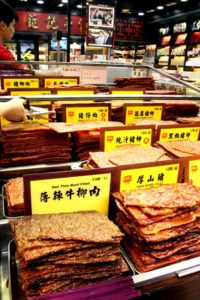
[120,246,200,294]
[8,240,133,300]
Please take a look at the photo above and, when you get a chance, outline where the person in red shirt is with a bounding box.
[0,0,25,70]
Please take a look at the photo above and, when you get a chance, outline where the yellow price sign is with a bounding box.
[24,170,113,216]
[119,162,180,191]
[56,90,95,95]
[158,126,199,142]
[125,105,163,125]
[111,90,144,95]
[2,77,40,89]
[63,105,110,123]
[10,90,52,96]
[30,101,51,105]
[188,159,200,187]
[101,126,154,152]
[44,77,79,87]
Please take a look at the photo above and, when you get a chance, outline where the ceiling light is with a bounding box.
[61,0,68,3]
[77,4,85,8]
[157,5,164,10]
[122,9,131,13]
[37,0,44,4]
[166,2,177,6]
[180,0,188,2]
[58,3,64,7]
[146,9,155,13]
[138,12,144,16]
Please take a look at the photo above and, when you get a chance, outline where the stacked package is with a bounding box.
[113,183,200,272]
[10,211,124,298]
[0,123,72,167]
[84,145,169,169]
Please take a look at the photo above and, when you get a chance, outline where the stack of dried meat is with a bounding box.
[176,116,200,124]
[156,140,200,158]
[84,145,169,169]
[4,177,24,217]
[113,77,155,90]
[151,100,199,120]
[0,123,72,167]
[43,121,124,161]
[113,183,200,272]
[66,121,124,161]
[10,211,124,298]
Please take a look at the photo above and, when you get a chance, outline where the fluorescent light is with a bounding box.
[138,12,144,16]
[157,5,164,10]
[146,9,155,13]
[166,2,177,6]
[37,0,44,4]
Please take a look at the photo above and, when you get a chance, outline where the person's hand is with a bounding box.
[3,98,27,122]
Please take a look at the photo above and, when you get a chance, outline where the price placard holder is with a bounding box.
[23,168,115,216]
[115,159,184,192]
[123,103,164,125]
[1,77,40,89]
[43,76,80,88]
[156,124,200,142]
[7,88,52,96]
[183,155,200,187]
[100,125,156,152]
[61,102,111,123]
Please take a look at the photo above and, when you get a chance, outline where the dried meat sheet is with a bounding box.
[113,183,200,208]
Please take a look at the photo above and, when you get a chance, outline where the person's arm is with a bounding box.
[0,98,27,122]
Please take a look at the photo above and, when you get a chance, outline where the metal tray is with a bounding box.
[120,246,200,289]
[8,240,26,300]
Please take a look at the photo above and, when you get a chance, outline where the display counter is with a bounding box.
[0,62,200,300]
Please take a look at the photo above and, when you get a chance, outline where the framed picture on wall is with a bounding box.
[87,27,114,47]
[88,5,115,29]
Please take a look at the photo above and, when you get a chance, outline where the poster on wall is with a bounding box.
[191,20,200,31]
[173,22,187,33]
[87,27,113,47]
[88,5,115,29]
[159,26,170,36]
[20,41,35,61]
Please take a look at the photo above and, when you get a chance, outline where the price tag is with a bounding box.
[23,169,113,216]
[124,104,163,125]
[100,125,155,152]
[158,126,200,142]
[118,161,182,191]
[2,77,40,89]
[44,77,79,87]
[62,103,111,123]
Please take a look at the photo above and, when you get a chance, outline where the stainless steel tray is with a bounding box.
[8,240,26,300]
[120,246,200,288]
